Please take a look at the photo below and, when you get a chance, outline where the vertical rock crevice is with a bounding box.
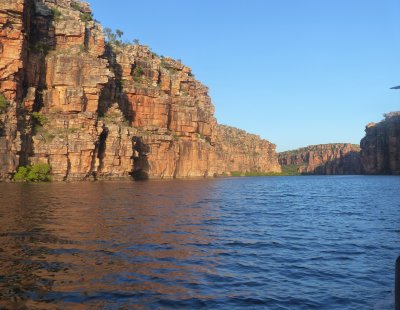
[131,136,150,180]
[96,125,108,175]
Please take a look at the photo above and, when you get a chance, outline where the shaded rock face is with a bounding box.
[0,0,280,180]
[360,112,400,175]
[279,144,362,175]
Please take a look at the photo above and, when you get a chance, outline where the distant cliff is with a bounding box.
[360,112,400,175]
[0,0,280,180]
[279,144,362,175]
[214,125,280,175]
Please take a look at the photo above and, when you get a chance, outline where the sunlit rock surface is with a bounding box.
[0,0,280,180]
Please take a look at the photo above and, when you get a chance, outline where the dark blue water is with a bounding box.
[0,176,398,309]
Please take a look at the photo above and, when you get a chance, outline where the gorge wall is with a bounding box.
[279,144,362,175]
[0,0,280,181]
[360,112,400,175]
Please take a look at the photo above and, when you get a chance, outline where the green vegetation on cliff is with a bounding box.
[13,163,52,182]
[32,112,48,133]
[104,27,124,47]
[80,12,93,22]
[50,8,62,22]
[131,65,144,82]
[281,165,301,175]
[0,93,9,111]
[32,112,48,125]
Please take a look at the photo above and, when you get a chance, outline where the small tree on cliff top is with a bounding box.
[383,111,400,119]
[104,28,124,46]
[116,29,124,38]
[104,27,116,43]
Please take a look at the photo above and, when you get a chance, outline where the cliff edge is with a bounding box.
[360,112,400,175]
[0,0,280,180]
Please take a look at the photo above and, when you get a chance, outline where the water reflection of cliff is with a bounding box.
[0,180,220,308]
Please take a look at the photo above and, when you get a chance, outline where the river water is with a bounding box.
[0,176,398,309]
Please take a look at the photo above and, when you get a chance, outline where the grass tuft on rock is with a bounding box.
[51,8,62,22]
[0,93,9,111]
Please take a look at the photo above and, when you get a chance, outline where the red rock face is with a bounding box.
[98,45,280,178]
[279,144,362,175]
[0,0,280,180]
[360,112,400,175]
[0,0,25,178]
[213,125,281,175]
[0,0,25,100]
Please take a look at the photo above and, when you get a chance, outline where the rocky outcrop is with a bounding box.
[213,125,280,175]
[360,112,400,175]
[0,0,280,180]
[279,144,362,175]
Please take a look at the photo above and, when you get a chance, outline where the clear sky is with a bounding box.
[90,0,400,152]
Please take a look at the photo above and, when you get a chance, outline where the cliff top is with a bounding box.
[383,111,400,120]
[279,143,360,155]
[40,0,91,12]
[217,124,276,146]
[366,111,400,129]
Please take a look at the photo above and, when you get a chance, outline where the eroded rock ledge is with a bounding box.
[0,0,280,180]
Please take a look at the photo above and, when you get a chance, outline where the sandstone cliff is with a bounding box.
[0,0,280,180]
[279,144,362,175]
[360,112,400,175]
[214,125,280,175]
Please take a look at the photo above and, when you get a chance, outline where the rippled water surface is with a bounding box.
[0,176,399,309]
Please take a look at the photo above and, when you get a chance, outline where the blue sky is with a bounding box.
[90,0,400,152]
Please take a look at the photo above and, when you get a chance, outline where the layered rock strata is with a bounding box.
[214,125,281,175]
[279,144,362,175]
[0,0,280,180]
[360,112,400,175]
[0,0,24,178]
